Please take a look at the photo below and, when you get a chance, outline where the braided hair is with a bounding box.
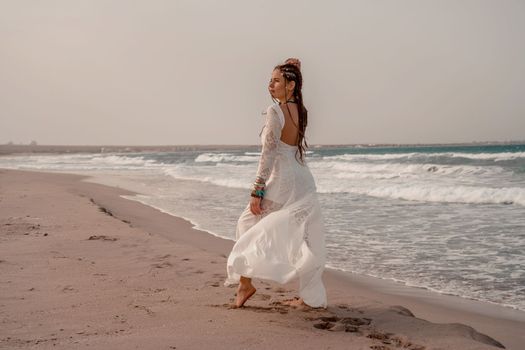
[272,58,308,164]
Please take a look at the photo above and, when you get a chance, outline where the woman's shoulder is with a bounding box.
[266,103,284,127]
[266,102,280,114]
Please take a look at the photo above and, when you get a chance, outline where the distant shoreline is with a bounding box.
[1,140,524,155]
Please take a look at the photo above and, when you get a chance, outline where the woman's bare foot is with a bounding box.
[234,284,257,308]
[282,297,309,308]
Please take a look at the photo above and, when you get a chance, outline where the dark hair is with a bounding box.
[272,59,308,164]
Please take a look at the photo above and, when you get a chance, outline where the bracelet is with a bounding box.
[250,189,265,198]
[251,176,266,198]
[254,176,266,186]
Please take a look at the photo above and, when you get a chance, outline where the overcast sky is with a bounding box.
[1,0,524,145]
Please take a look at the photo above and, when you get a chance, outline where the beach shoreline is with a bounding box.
[1,168,523,349]
[1,141,524,156]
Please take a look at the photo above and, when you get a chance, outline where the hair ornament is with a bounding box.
[284,57,301,70]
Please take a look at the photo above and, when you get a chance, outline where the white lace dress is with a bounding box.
[224,102,327,308]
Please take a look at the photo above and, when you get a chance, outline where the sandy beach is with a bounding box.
[1,168,524,350]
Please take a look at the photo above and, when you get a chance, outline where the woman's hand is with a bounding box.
[250,196,263,215]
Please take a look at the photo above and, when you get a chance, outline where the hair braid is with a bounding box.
[273,59,308,164]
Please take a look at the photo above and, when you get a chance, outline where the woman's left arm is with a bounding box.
[250,106,282,215]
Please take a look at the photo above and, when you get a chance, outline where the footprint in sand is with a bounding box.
[308,315,372,333]
[87,235,118,241]
[241,305,289,314]
[151,261,173,269]
[367,330,427,350]
[154,254,173,260]
[205,281,221,287]
[61,285,77,293]
[211,302,290,314]
[128,303,155,316]
[253,293,272,301]
[337,303,365,314]
[204,273,226,288]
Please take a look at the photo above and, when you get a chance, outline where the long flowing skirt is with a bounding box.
[224,144,328,308]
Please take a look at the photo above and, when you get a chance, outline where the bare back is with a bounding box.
[278,103,300,146]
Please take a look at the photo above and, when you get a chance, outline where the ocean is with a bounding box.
[1,143,524,311]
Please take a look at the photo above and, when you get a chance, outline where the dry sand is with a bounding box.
[1,169,523,349]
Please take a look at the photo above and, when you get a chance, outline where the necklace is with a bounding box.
[278,99,300,130]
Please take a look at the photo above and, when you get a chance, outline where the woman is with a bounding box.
[224,58,327,309]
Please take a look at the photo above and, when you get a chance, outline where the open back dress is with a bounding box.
[224,102,327,308]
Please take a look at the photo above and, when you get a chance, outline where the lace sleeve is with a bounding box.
[253,105,282,189]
